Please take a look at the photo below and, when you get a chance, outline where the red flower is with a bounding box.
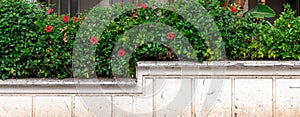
[47,9,53,14]
[73,17,78,22]
[45,25,52,32]
[118,49,125,57]
[141,3,147,9]
[230,6,237,13]
[167,32,174,40]
[62,15,69,23]
[132,12,137,18]
[90,37,98,44]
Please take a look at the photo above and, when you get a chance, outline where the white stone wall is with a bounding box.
[0,61,299,116]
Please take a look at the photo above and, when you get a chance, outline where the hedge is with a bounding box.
[0,0,299,79]
[0,0,81,79]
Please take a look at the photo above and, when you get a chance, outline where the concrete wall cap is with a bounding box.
[137,61,300,67]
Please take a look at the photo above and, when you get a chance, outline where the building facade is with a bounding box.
[36,0,170,16]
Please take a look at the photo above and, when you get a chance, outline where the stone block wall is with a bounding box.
[0,61,299,116]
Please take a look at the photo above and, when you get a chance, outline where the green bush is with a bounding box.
[217,10,271,59]
[211,3,299,60]
[272,4,300,60]
[74,0,224,78]
[0,1,299,80]
[0,0,81,79]
[34,10,82,78]
[204,1,264,60]
[0,0,45,79]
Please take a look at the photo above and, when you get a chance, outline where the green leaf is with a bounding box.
[247,4,276,18]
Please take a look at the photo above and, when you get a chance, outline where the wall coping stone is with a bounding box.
[0,61,299,95]
[137,61,300,67]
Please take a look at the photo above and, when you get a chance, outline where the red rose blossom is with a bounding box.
[47,9,53,14]
[62,15,69,23]
[118,49,125,57]
[141,3,147,9]
[73,17,78,22]
[45,25,53,32]
[90,37,98,44]
[167,32,174,40]
[230,6,237,13]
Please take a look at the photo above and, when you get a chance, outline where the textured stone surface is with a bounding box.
[194,79,231,117]
[155,79,192,117]
[0,96,32,116]
[235,79,273,117]
[276,79,300,116]
[75,96,112,117]
[114,79,153,117]
[0,61,299,116]
[35,96,72,117]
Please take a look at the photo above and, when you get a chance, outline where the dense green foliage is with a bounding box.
[0,0,299,79]
[0,0,44,79]
[205,1,299,60]
[74,1,222,78]
[272,5,300,60]
[0,0,81,79]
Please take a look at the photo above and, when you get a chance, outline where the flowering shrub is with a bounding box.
[0,0,82,79]
[74,0,223,78]
[33,7,82,78]
[215,3,300,60]
[0,0,299,80]
[212,5,267,59]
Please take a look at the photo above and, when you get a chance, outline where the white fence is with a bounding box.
[0,61,299,117]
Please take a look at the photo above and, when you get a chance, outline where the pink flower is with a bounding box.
[73,17,78,22]
[141,3,147,9]
[47,8,53,14]
[90,37,98,44]
[62,15,69,23]
[45,25,53,32]
[118,49,125,57]
[230,6,237,13]
[132,12,137,18]
[167,32,174,40]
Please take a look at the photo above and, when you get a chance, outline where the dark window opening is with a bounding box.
[284,0,300,16]
[38,0,173,17]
